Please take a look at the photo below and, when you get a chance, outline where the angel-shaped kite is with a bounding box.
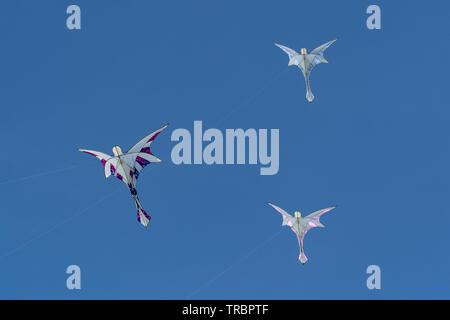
[268,202,336,264]
[78,124,168,228]
[275,38,337,103]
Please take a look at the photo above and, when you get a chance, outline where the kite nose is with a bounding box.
[112,146,123,156]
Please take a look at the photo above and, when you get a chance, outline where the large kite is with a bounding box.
[275,38,337,103]
[268,202,336,264]
[78,124,168,228]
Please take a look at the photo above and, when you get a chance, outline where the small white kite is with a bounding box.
[268,202,336,264]
[275,38,337,103]
[78,124,168,228]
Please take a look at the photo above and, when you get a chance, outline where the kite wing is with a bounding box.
[78,149,114,177]
[305,38,337,71]
[304,206,336,228]
[78,149,111,164]
[309,38,337,58]
[127,124,169,155]
[274,43,298,60]
[122,124,168,183]
[78,148,130,184]
[121,152,161,173]
[268,202,295,227]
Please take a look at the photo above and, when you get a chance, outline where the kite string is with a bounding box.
[0,188,121,261]
[0,67,287,186]
[185,67,289,297]
[185,229,283,298]
[215,66,289,126]
[0,164,160,260]
[0,163,86,186]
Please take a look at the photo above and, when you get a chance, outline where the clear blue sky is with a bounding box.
[0,0,449,299]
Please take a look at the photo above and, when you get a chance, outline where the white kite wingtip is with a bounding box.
[160,123,169,130]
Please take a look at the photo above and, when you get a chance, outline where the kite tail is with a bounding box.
[132,193,151,228]
[305,76,314,103]
[299,250,308,265]
[298,236,308,265]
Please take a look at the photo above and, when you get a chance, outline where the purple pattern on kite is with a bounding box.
[110,164,116,175]
[129,186,137,196]
[116,174,123,181]
[84,151,97,157]
[148,131,161,143]
[137,209,151,223]
[140,147,151,154]
[312,208,332,220]
[136,156,150,167]
[81,150,108,168]
[142,209,151,220]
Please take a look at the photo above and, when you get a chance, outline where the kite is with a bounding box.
[275,38,337,103]
[78,124,168,228]
[268,202,336,264]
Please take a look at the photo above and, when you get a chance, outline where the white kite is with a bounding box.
[78,124,168,228]
[275,38,337,103]
[268,202,336,264]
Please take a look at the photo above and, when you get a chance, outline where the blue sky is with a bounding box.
[0,0,449,299]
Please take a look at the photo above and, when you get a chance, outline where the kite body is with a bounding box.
[268,202,336,264]
[78,124,168,228]
[275,39,337,103]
